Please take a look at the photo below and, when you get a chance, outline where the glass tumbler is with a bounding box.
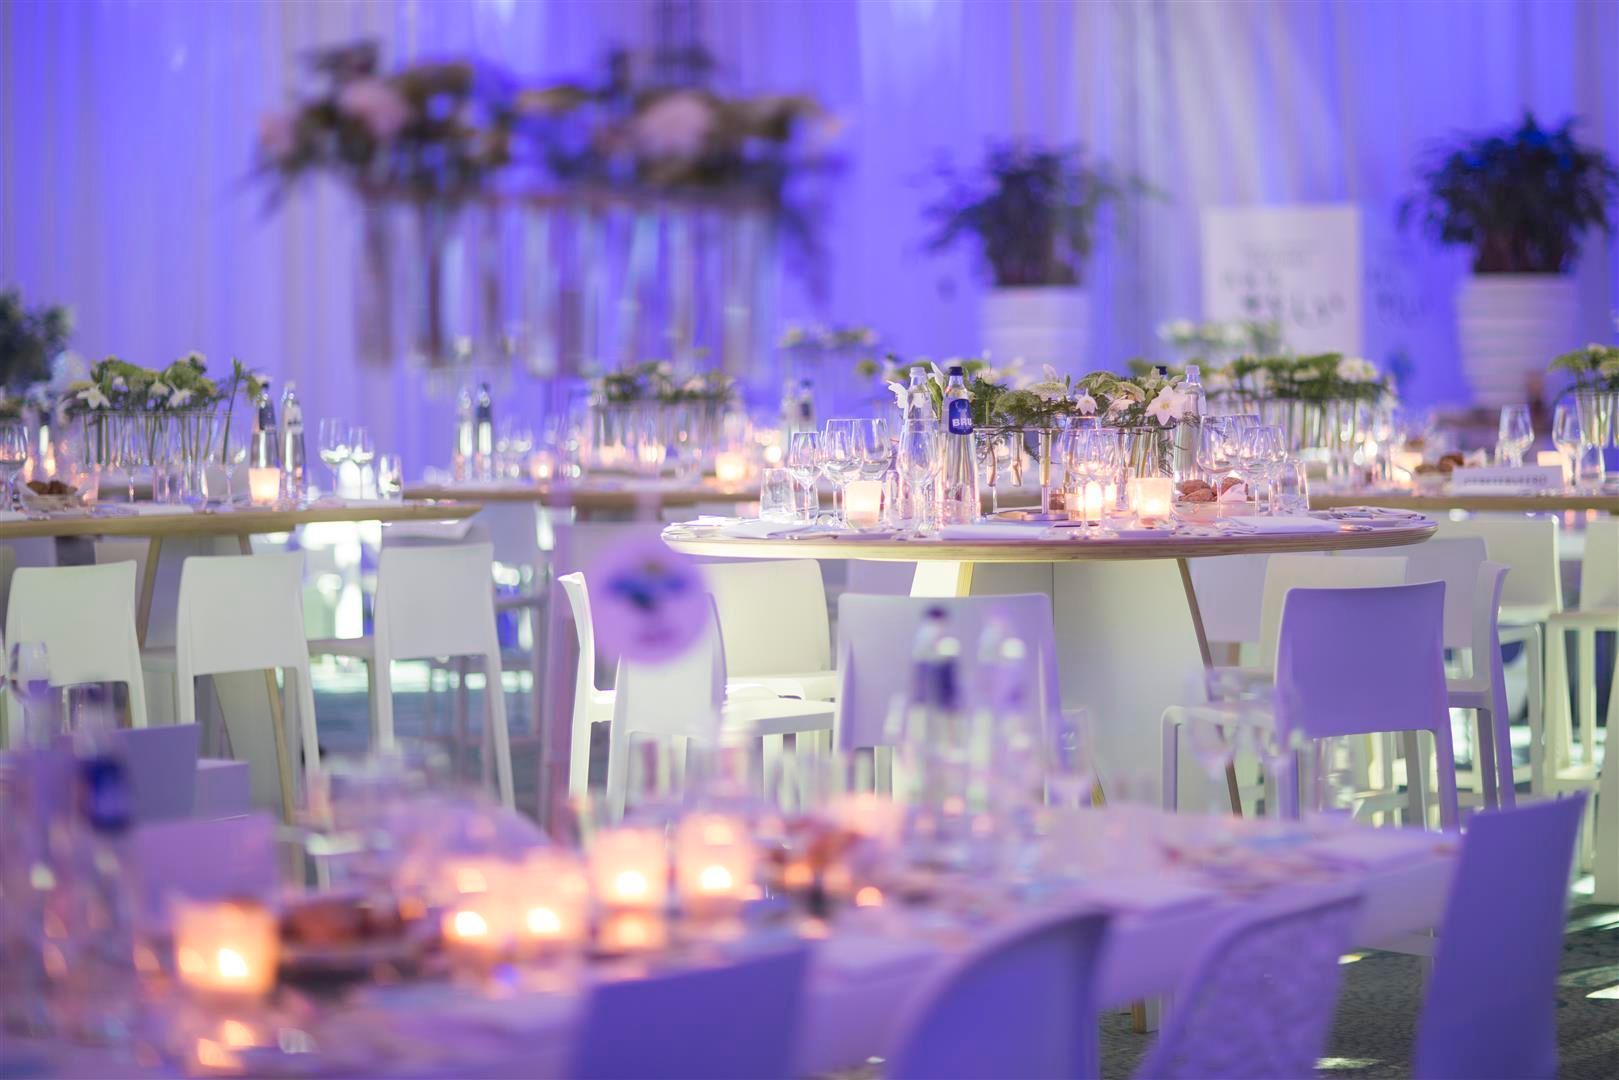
[758,468,797,522]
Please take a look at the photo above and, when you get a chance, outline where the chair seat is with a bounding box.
[307,636,376,659]
[1545,606,1618,629]
[744,671,839,702]
[721,695,835,737]
[1499,603,1556,627]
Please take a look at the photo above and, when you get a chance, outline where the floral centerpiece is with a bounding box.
[1550,343,1619,446]
[0,288,72,422]
[1157,318,1283,365]
[592,360,737,407]
[588,360,738,474]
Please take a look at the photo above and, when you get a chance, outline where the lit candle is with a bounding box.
[597,909,668,954]
[1069,480,1104,525]
[1129,477,1174,521]
[674,813,756,912]
[844,479,884,529]
[530,453,554,482]
[248,467,281,506]
[762,443,784,466]
[439,858,510,955]
[511,850,589,950]
[173,899,279,998]
[1536,450,1571,487]
[827,792,904,847]
[588,826,668,911]
[714,452,749,486]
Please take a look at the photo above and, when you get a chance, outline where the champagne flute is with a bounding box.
[0,422,27,511]
[318,419,351,498]
[1551,403,1581,490]
[899,421,942,533]
[785,431,821,520]
[1497,404,1533,467]
[348,427,376,498]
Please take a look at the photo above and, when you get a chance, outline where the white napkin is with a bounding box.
[0,510,26,522]
[935,522,1062,541]
[710,519,819,539]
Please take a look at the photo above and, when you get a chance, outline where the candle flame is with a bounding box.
[526,906,562,936]
[451,910,490,939]
[216,947,249,981]
[698,865,734,893]
[855,886,884,908]
[614,870,649,899]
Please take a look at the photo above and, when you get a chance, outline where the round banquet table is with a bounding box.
[1310,489,1618,514]
[665,519,1437,804]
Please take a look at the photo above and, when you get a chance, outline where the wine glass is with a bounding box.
[785,431,821,519]
[1198,416,1238,490]
[899,422,942,533]
[348,427,376,498]
[0,422,28,511]
[819,420,861,526]
[1551,403,1582,490]
[1497,404,1533,467]
[1184,710,1238,815]
[1045,705,1096,810]
[318,419,351,498]
[8,641,53,747]
[851,418,890,481]
[1254,425,1289,513]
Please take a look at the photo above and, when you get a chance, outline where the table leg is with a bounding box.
[135,535,163,648]
[910,560,975,598]
[1175,559,1241,816]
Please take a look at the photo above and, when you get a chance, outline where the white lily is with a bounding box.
[149,382,170,402]
[111,375,128,393]
[887,381,909,411]
[1074,393,1098,416]
[1146,389,1184,426]
[169,388,193,408]
[77,386,111,410]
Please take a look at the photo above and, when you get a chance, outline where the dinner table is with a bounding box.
[0,805,1458,1079]
[1309,488,1618,515]
[664,511,1438,809]
[404,478,760,521]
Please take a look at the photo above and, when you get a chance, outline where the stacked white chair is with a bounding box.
[702,560,837,702]
[1434,516,1562,791]
[174,553,320,804]
[4,561,149,743]
[1544,518,1616,781]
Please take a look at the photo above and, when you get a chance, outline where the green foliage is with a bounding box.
[925,143,1151,287]
[1549,344,1619,392]
[592,359,736,406]
[0,288,71,392]
[1402,113,1619,274]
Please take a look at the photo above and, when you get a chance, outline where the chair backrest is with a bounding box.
[0,543,18,639]
[1414,795,1587,1080]
[1470,562,1511,704]
[557,572,602,696]
[5,562,147,725]
[1135,888,1361,1080]
[611,589,726,744]
[1435,515,1562,612]
[1257,554,1406,670]
[569,945,809,1079]
[1341,538,1487,650]
[1275,581,1449,741]
[113,723,200,823]
[703,560,831,677]
[374,542,500,661]
[887,909,1108,1080]
[176,553,312,677]
[1190,552,1303,647]
[1577,517,1618,610]
[834,593,1062,750]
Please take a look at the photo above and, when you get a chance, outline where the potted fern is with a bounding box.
[1402,113,1618,404]
[926,143,1146,372]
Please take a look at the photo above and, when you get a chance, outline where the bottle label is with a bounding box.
[946,398,973,435]
[79,756,131,834]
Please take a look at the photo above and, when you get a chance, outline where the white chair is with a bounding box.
[5,562,149,739]
[556,571,833,818]
[702,560,837,702]
[371,543,515,808]
[1545,517,1616,780]
[887,907,1109,1080]
[834,594,1064,752]
[1164,554,1406,815]
[1188,552,1319,665]
[175,553,321,803]
[1435,516,1562,791]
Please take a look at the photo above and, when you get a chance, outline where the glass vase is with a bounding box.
[1116,426,1173,481]
[1573,390,1617,448]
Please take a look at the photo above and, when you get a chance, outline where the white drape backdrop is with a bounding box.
[3,0,1616,471]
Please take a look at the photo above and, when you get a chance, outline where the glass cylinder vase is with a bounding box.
[1574,390,1617,448]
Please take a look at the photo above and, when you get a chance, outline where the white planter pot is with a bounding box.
[980,287,1090,372]
[1456,274,1579,406]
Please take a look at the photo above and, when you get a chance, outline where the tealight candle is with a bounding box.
[597,909,669,954]
[844,479,884,529]
[247,467,281,506]
[530,453,554,482]
[1129,477,1174,521]
[714,451,749,486]
[674,813,756,911]
[1068,480,1105,525]
[588,826,669,911]
[511,850,589,950]
[173,899,279,998]
[439,857,510,955]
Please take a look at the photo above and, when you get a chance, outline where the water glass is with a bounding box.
[1497,404,1533,467]
[759,467,797,522]
[0,422,27,510]
[376,453,404,501]
[899,421,942,532]
[1276,460,1311,512]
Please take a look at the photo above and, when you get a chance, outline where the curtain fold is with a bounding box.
[2,0,1614,471]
